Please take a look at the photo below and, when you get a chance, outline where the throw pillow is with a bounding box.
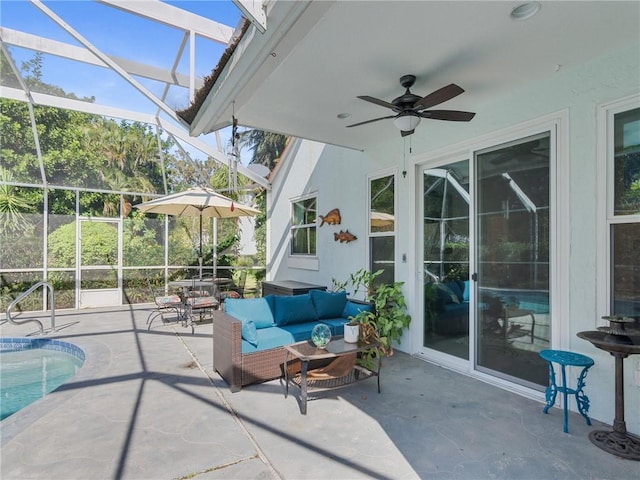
[224,297,274,329]
[241,319,258,346]
[310,290,347,319]
[462,280,470,302]
[435,283,460,304]
[273,294,318,326]
[342,301,373,320]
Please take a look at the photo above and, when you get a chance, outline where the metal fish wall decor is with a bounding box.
[334,230,357,243]
[319,208,341,226]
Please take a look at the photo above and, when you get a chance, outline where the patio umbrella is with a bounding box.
[370,211,395,228]
[134,187,260,278]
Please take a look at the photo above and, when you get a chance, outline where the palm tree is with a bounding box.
[0,166,34,234]
[236,129,288,171]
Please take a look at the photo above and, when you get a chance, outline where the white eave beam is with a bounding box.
[30,0,188,127]
[233,0,266,33]
[0,28,201,90]
[97,0,234,44]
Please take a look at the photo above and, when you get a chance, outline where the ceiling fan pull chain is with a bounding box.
[402,136,407,178]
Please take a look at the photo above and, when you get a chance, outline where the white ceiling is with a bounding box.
[191,1,640,151]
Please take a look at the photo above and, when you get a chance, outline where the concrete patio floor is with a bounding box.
[1,305,638,480]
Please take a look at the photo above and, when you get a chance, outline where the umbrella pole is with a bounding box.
[199,210,203,280]
[213,217,218,279]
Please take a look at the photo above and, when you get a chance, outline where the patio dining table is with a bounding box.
[168,279,219,332]
[169,278,216,291]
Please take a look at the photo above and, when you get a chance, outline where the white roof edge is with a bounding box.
[189,0,329,137]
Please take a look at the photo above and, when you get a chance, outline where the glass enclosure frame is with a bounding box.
[0,184,248,311]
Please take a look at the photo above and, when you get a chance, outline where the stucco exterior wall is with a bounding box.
[267,44,639,433]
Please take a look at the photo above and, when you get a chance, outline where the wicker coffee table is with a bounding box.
[284,337,381,414]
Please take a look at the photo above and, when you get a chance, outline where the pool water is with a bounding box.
[481,288,550,314]
[1,339,85,420]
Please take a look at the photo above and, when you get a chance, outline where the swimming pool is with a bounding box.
[480,288,550,314]
[0,338,85,420]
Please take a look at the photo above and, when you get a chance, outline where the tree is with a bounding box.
[253,189,267,279]
[0,166,34,234]
[234,129,288,277]
[237,129,287,170]
[0,167,43,271]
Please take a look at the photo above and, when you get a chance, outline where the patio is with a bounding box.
[1,306,636,479]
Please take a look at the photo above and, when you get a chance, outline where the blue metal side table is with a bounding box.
[539,349,594,433]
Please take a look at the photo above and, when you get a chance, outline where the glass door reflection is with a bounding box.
[423,160,470,360]
[475,133,551,387]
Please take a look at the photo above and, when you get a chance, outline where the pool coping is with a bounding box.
[0,335,109,445]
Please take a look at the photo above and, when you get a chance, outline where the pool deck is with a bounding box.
[1,305,638,480]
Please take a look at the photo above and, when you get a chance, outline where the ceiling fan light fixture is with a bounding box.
[510,2,541,20]
[393,113,421,132]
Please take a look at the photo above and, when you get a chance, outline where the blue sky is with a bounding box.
[2,0,243,159]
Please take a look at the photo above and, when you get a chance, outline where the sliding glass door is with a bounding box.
[421,132,552,388]
[475,133,550,387]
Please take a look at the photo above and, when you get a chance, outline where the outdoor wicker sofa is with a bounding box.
[212,292,372,392]
[212,309,286,392]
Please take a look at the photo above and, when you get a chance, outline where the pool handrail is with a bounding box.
[6,281,56,334]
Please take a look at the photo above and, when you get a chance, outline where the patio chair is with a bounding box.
[233,270,247,298]
[184,294,219,333]
[187,277,216,298]
[146,276,183,330]
[221,270,247,299]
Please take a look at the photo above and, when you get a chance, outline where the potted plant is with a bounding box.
[330,277,360,342]
[332,269,411,364]
[343,320,360,343]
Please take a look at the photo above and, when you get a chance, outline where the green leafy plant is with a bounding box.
[334,268,411,363]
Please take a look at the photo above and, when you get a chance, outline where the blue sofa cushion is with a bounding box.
[462,280,470,302]
[449,282,465,303]
[310,290,348,319]
[280,321,324,342]
[225,297,275,329]
[273,294,318,326]
[241,326,296,353]
[263,294,276,313]
[319,317,348,336]
[435,283,461,305]
[342,300,373,320]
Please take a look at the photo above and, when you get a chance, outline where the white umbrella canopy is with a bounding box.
[134,187,260,277]
[134,186,260,218]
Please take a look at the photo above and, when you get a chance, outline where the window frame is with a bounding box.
[289,192,318,257]
[597,94,640,325]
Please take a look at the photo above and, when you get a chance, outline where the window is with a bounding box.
[290,195,317,256]
[608,105,640,316]
[369,173,395,284]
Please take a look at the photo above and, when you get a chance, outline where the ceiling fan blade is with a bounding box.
[419,110,476,122]
[414,84,464,109]
[401,129,415,137]
[357,95,396,110]
[346,115,396,128]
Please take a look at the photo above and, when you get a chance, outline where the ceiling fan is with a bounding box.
[346,74,476,137]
